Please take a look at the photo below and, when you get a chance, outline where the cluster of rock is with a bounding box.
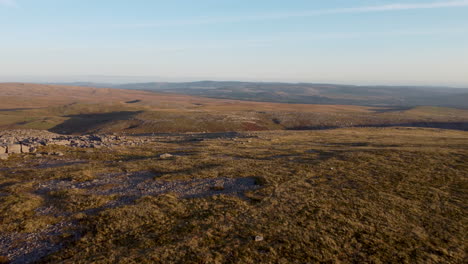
[0,129,149,160]
[0,131,42,159]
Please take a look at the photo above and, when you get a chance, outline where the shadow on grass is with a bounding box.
[132,131,248,143]
[0,108,39,112]
[288,121,468,131]
[49,111,143,134]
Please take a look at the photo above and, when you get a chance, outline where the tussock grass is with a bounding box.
[0,193,57,232]
[47,189,115,213]
[0,127,466,263]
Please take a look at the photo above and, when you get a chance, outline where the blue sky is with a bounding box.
[1,0,468,86]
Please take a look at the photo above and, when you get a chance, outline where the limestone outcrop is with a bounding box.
[0,129,149,159]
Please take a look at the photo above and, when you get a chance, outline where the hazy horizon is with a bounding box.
[1,75,468,88]
[1,0,468,86]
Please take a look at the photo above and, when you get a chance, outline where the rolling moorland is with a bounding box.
[62,81,468,109]
[1,83,468,134]
[0,82,467,263]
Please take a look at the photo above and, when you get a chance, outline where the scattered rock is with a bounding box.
[254,235,264,242]
[53,140,70,146]
[0,129,198,154]
[159,153,174,159]
[21,144,30,153]
[7,144,21,154]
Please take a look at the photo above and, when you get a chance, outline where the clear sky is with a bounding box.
[1,0,468,86]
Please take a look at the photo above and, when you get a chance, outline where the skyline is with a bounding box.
[1,0,468,86]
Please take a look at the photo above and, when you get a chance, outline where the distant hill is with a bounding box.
[56,81,468,109]
[1,82,467,134]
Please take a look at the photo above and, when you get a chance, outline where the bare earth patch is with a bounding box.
[0,221,77,264]
[37,172,260,200]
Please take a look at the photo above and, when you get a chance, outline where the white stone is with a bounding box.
[159,153,174,159]
[254,235,264,242]
[53,140,70,146]
[7,144,21,154]
[21,144,30,153]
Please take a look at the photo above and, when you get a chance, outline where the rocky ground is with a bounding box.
[0,129,163,160]
[0,130,261,263]
[0,128,466,263]
[1,171,259,263]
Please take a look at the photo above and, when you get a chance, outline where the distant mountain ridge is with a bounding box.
[52,81,468,109]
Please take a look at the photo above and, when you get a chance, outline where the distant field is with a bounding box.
[1,83,467,134]
[78,81,468,109]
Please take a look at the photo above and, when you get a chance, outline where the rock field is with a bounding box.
[0,129,149,160]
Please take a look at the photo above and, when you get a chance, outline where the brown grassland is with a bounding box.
[1,83,468,134]
[0,127,467,263]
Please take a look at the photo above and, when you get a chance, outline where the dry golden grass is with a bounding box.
[0,193,57,233]
[0,83,372,113]
[0,127,466,263]
[1,83,467,134]
[48,188,114,213]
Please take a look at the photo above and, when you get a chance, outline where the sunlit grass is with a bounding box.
[0,127,466,263]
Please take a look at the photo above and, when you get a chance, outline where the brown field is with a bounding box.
[0,83,371,112]
[1,83,467,134]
